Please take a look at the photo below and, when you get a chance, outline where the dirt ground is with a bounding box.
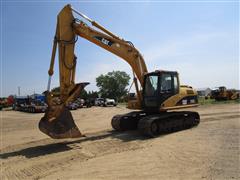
[0,104,239,180]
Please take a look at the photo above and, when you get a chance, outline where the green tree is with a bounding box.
[88,91,99,99]
[48,87,99,100]
[80,90,99,99]
[80,89,88,99]
[96,71,130,101]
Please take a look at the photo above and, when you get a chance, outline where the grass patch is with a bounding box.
[198,97,240,105]
[117,102,127,107]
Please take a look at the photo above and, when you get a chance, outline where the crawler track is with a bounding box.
[112,111,200,137]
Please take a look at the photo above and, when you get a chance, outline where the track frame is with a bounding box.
[111,111,200,137]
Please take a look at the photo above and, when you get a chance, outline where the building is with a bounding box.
[197,88,212,97]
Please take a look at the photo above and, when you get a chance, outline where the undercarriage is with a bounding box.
[112,111,200,137]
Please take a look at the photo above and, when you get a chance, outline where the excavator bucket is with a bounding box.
[39,107,83,139]
[39,83,89,139]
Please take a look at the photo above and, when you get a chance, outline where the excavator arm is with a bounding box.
[39,4,148,139]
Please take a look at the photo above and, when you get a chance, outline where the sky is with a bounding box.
[1,1,239,97]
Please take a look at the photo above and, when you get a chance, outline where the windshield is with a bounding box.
[144,75,158,97]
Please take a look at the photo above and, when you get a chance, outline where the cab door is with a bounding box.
[158,72,179,106]
[143,75,159,109]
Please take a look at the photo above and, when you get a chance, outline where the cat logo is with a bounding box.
[94,36,113,46]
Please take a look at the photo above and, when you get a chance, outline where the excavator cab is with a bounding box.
[143,71,179,111]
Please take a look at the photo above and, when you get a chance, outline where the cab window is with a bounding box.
[173,75,179,93]
[160,74,172,93]
[145,75,158,96]
[160,73,179,94]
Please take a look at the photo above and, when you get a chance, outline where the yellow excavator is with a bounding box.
[39,4,200,139]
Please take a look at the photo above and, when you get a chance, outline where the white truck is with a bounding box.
[95,98,117,107]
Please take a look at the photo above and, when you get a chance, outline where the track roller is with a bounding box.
[138,116,160,137]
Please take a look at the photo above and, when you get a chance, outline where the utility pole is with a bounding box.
[18,86,20,96]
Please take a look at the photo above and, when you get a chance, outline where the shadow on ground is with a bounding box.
[1,122,198,159]
[0,130,148,159]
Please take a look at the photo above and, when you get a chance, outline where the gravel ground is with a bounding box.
[0,103,239,180]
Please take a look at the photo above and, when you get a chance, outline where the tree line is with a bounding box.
[51,71,131,102]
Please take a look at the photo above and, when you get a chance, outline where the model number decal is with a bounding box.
[182,99,195,105]
[182,100,187,105]
[190,99,195,103]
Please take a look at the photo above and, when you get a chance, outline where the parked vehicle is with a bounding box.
[210,86,240,101]
[0,96,14,108]
[81,99,93,108]
[95,98,105,106]
[13,96,47,113]
[104,98,117,106]
[74,98,84,108]
[67,102,78,110]
[27,100,47,113]
[95,98,117,107]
